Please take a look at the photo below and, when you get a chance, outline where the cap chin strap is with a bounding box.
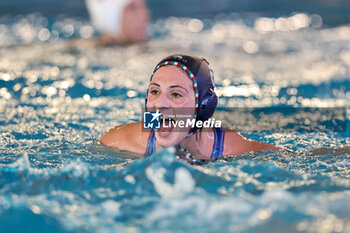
[176,145,206,164]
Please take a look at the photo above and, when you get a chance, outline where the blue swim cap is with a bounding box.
[146,54,218,122]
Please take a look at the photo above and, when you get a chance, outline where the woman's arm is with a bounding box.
[223,130,281,155]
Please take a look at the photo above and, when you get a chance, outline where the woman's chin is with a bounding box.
[155,130,187,147]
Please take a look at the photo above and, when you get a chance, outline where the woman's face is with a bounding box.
[147,66,196,147]
[122,0,150,42]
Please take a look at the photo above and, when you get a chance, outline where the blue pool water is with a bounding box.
[0,12,350,232]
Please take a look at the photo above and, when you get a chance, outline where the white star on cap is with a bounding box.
[151,110,161,122]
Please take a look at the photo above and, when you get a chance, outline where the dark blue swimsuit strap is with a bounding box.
[210,127,225,159]
[145,130,156,157]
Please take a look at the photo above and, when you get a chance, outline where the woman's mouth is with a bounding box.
[157,117,175,137]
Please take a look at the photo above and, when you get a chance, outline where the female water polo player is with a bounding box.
[84,0,150,46]
[100,54,280,163]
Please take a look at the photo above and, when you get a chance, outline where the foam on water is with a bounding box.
[0,13,350,233]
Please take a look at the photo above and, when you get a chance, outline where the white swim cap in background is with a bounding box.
[85,0,132,37]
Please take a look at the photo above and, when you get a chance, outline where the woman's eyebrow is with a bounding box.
[149,82,160,87]
[149,83,189,93]
[169,85,189,93]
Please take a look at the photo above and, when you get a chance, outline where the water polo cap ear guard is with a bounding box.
[194,60,218,122]
[145,54,218,123]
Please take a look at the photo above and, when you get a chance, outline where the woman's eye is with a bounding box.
[172,92,183,98]
[150,90,159,95]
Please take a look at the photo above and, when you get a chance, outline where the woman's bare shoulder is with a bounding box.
[223,128,281,155]
[99,121,151,154]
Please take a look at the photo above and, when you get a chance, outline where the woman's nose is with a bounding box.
[155,93,170,109]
